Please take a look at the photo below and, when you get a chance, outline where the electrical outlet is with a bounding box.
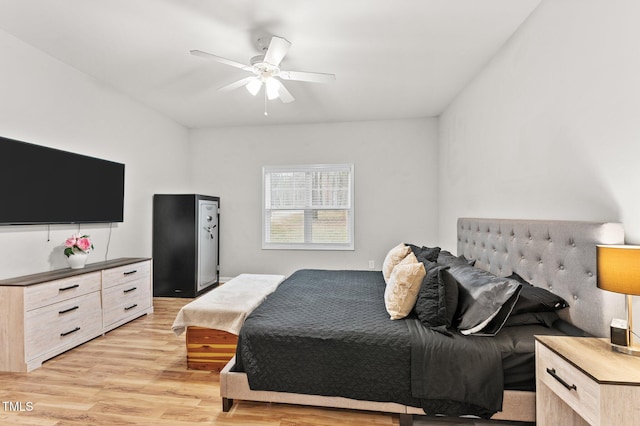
[368,260,375,269]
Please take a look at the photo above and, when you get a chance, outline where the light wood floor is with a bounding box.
[0,297,528,425]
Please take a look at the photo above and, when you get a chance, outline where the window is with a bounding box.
[262,164,354,250]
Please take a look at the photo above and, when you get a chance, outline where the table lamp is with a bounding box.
[597,245,640,355]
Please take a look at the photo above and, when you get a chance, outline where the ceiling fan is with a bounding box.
[190,36,335,114]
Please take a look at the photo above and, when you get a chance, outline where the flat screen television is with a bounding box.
[0,136,125,225]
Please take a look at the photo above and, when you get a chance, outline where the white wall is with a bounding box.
[438,0,640,251]
[0,30,191,279]
[190,118,439,277]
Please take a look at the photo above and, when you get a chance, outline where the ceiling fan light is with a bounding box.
[265,78,280,100]
[245,79,262,96]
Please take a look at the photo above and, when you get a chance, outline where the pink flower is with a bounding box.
[76,238,92,252]
[63,234,93,257]
[64,236,77,248]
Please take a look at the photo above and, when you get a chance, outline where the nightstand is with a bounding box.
[535,335,640,425]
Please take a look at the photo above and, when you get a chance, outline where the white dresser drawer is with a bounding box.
[102,278,151,327]
[24,291,102,361]
[536,341,600,425]
[24,272,101,311]
[102,261,150,290]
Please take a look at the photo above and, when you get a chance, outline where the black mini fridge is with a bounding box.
[152,194,220,297]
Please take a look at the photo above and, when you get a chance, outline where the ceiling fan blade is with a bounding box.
[190,50,254,72]
[218,76,257,92]
[279,70,336,84]
[263,36,291,67]
[273,79,295,103]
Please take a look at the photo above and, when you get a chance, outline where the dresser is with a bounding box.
[0,258,153,372]
[535,335,640,425]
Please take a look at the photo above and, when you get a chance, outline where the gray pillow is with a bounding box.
[448,263,522,335]
[437,250,475,267]
[413,264,458,330]
[407,244,441,264]
[507,272,569,314]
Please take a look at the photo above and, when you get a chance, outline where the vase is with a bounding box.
[67,252,88,269]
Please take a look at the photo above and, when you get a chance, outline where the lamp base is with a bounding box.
[610,342,640,356]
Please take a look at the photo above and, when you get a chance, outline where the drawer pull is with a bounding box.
[546,368,577,391]
[61,327,81,337]
[124,303,138,311]
[59,305,79,315]
[59,284,80,292]
[123,270,138,276]
[123,287,137,294]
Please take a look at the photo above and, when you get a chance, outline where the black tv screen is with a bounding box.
[0,136,125,225]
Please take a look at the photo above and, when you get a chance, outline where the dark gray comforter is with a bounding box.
[235,269,419,406]
[234,269,521,417]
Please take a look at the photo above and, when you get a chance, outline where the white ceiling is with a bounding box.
[0,0,540,129]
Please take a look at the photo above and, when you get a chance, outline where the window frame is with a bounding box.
[262,163,355,250]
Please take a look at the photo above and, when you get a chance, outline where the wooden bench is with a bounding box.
[171,274,285,371]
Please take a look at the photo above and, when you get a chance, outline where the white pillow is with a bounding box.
[382,243,411,284]
[384,253,426,320]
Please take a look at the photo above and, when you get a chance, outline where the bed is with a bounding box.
[219,218,626,424]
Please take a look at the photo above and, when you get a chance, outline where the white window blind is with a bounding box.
[262,164,354,250]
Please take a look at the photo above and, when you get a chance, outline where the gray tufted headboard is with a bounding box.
[456,218,625,337]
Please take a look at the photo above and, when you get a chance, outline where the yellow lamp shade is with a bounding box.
[597,245,640,296]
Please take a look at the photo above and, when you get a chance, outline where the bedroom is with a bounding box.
[1,0,640,425]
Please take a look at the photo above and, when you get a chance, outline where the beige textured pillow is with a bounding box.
[384,253,426,320]
[382,243,412,284]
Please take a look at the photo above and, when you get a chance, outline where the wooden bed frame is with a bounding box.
[217,218,626,424]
